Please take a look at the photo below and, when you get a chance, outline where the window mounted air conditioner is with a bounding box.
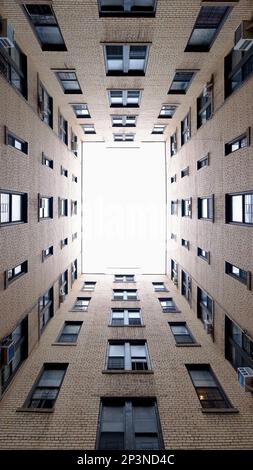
[0,19,14,48]
[1,339,15,365]
[237,367,253,392]
[204,319,213,334]
[234,21,253,51]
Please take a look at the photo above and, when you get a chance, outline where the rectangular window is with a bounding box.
[111,308,142,326]
[152,124,166,134]
[197,247,210,263]
[59,113,68,145]
[111,115,136,127]
[107,341,150,371]
[171,200,178,215]
[171,260,178,285]
[72,232,78,242]
[181,111,191,145]
[71,131,78,156]
[187,365,232,409]
[168,70,196,94]
[97,398,163,450]
[24,363,68,409]
[59,198,68,217]
[152,282,167,292]
[159,104,177,119]
[71,200,78,216]
[181,270,191,304]
[198,196,214,221]
[224,46,253,98]
[197,154,209,170]
[181,198,192,217]
[197,81,213,128]
[56,70,82,94]
[113,289,138,300]
[59,270,68,302]
[0,317,28,394]
[170,131,177,156]
[61,237,68,249]
[72,297,91,312]
[225,192,253,225]
[104,44,149,76]
[225,316,253,370]
[225,130,250,155]
[82,281,96,291]
[23,4,67,51]
[39,287,53,334]
[57,321,82,344]
[113,133,135,142]
[5,127,28,154]
[108,89,141,107]
[72,103,90,118]
[72,174,78,183]
[81,124,96,134]
[169,322,195,345]
[38,194,53,218]
[0,191,27,225]
[5,260,28,288]
[181,167,189,178]
[171,233,177,241]
[181,239,189,250]
[225,261,250,288]
[71,259,78,284]
[38,81,53,128]
[197,287,213,325]
[114,274,135,283]
[61,166,68,177]
[171,175,176,184]
[159,298,180,313]
[42,245,53,262]
[0,41,27,98]
[185,6,231,52]
[42,153,53,169]
[98,0,157,17]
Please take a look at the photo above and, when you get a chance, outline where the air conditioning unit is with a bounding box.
[237,367,253,391]
[0,19,14,48]
[204,319,213,334]
[234,21,253,51]
[1,339,15,365]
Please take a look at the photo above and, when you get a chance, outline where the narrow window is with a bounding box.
[197,247,210,263]
[72,232,78,242]
[197,287,213,327]
[59,113,68,145]
[171,175,176,184]
[114,274,135,283]
[181,111,191,145]
[81,124,96,134]
[112,115,136,127]
[181,271,191,303]
[98,0,157,17]
[42,153,53,169]
[59,270,68,303]
[197,80,213,128]
[82,282,96,291]
[57,322,82,343]
[59,198,68,217]
[5,128,28,154]
[39,287,53,334]
[71,259,78,284]
[197,154,209,170]
[171,200,178,215]
[169,322,195,345]
[38,81,53,128]
[186,365,232,409]
[170,131,177,156]
[71,200,78,216]
[171,260,178,285]
[152,282,167,292]
[197,196,214,221]
[225,130,250,155]
[225,316,253,370]
[42,245,53,262]
[181,239,189,250]
[5,261,28,288]
[0,41,27,98]
[181,198,192,217]
[113,133,135,142]
[181,167,189,178]
[225,261,251,289]
[55,70,82,94]
[152,124,166,134]
[61,166,68,177]
[61,238,68,249]
[224,44,253,98]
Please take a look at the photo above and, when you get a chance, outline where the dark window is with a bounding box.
[104,44,149,76]
[181,271,191,304]
[159,104,177,118]
[42,153,53,169]
[171,233,177,241]
[72,174,78,183]
[59,270,68,303]
[5,127,28,154]
[152,282,167,292]
[112,115,136,127]
[81,124,96,134]
[39,195,53,219]
[171,260,178,285]
[187,365,232,409]
[71,131,78,156]
[224,46,253,98]
[38,81,53,128]
[0,191,27,225]
[57,322,82,343]
[0,317,28,394]
[71,259,78,284]
[24,363,68,409]
[197,287,213,325]
[171,200,178,215]
[169,322,195,344]
[225,192,253,225]
[71,200,78,215]
[56,70,82,94]
[181,198,192,217]
[171,175,176,184]
[111,308,142,326]
[181,111,191,145]
[109,90,141,107]
[61,166,68,177]
[23,4,67,51]
[39,287,53,334]
[170,131,177,156]
[113,289,138,300]
[225,262,250,288]
[98,0,157,17]
[5,261,28,288]
[113,133,135,142]
[225,130,250,155]
[42,245,53,261]
[72,103,90,118]
[107,341,149,371]
[181,167,189,178]
[185,6,231,52]
[82,282,96,292]
[59,198,68,217]
[197,81,213,128]
[225,316,253,370]
[97,398,163,450]
[197,154,209,170]
[61,237,68,248]
[72,297,90,312]
[197,196,214,220]
[59,113,68,145]
[0,42,27,98]
[152,124,166,134]
[168,70,196,94]
[159,298,180,313]
[197,247,210,263]
[181,238,189,250]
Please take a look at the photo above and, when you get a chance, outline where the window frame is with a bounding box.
[158,104,177,119]
[169,322,196,345]
[111,115,137,127]
[82,282,96,292]
[197,287,213,324]
[56,321,82,344]
[98,0,157,17]
[168,70,197,95]
[224,129,250,156]
[38,80,53,128]
[114,274,135,283]
[181,110,191,146]
[197,195,214,221]
[159,297,180,313]
[181,270,192,304]
[104,43,150,76]
[197,247,210,263]
[55,70,82,95]
[42,245,54,262]
[0,190,28,226]
[110,308,143,327]
[113,289,138,301]
[224,45,253,99]
[71,297,91,312]
[181,238,190,250]
[225,315,253,370]
[108,89,141,108]
[170,131,177,156]
[225,191,253,226]
[106,340,151,372]
[38,287,54,335]
[0,41,28,99]
[71,103,90,118]
[197,81,213,129]
[42,153,53,169]
[225,261,251,289]
[5,127,28,155]
[5,260,28,288]
[181,198,192,218]
[197,153,209,170]
[58,112,68,145]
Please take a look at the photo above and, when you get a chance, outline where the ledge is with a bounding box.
[16,408,54,413]
[102,370,154,375]
[201,408,239,414]
[51,342,77,346]
[108,324,145,328]
[175,343,201,347]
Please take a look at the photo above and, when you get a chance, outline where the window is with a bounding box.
[0,191,27,225]
[42,245,53,262]
[71,131,78,156]
[61,237,68,249]
[186,365,232,410]
[107,341,150,371]
[171,260,178,284]
[152,124,166,135]
[56,70,82,94]
[72,103,90,118]
[197,154,209,170]
[224,45,253,98]
[225,262,251,288]
[72,297,90,312]
[59,270,68,302]
[170,131,177,156]
[39,287,53,334]
[197,287,213,324]
[111,308,142,326]
[171,200,178,215]
[171,233,177,242]
[181,239,189,250]
[24,363,68,409]
[171,175,176,184]
[98,0,157,17]
[197,196,214,221]
[104,44,149,76]
[197,82,213,128]
[0,317,28,395]
[181,111,191,145]
[225,316,253,370]
[114,133,135,142]
[59,113,68,145]
[225,192,253,225]
[181,271,191,304]
[108,90,141,107]
[181,167,189,178]
[81,124,96,134]
[72,232,78,242]
[23,4,67,51]
[42,153,53,169]
[185,6,231,52]
[113,289,138,300]
[82,282,96,291]
[5,128,28,154]
[197,247,210,263]
[72,174,78,183]
[97,398,163,450]
[225,130,250,155]
[169,322,195,345]
[71,259,78,284]
[61,166,68,177]
[0,41,27,98]
[152,282,167,292]
[168,70,196,94]
[115,274,135,283]
[59,198,68,217]
[57,322,82,344]
[71,200,78,216]
[38,81,53,128]
[158,104,177,119]
[112,115,136,127]
[159,298,180,313]
[181,198,192,217]
[5,261,28,288]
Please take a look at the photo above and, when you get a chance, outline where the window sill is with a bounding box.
[102,370,154,375]
[16,408,55,413]
[0,221,26,228]
[162,310,181,314]
[201,408,239,414]
[111,299,140,302]
[51,342,77,346]
[108,324,145,328]
[175,343,201,347]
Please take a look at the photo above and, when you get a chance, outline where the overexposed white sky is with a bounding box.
[82,142,166,274]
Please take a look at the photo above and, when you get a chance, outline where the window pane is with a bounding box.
[101,405,124,432]
[131,345,146,357]
[188,28,216,47]
[38,369,65,387]
[0,193,10,223]
[109,345,125,356]
[232,195,243,222]
[245,194,253,223]
[133,405,158,433]
[202,199,208,218]
[36,25,63,45]
[11,194,21,221]
[189,369,216,387]
[171,325,188,335]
